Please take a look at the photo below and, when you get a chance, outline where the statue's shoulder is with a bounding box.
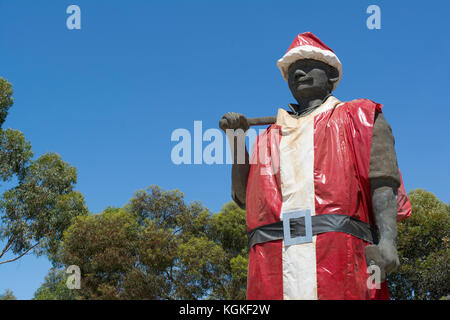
[341,98,383,113]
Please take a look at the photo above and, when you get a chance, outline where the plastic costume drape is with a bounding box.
[246,96,412,300]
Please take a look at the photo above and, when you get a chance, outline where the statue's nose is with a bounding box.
[295,70,307,77]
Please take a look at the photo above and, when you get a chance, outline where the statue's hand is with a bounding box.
[219,112,249,133]
[377,239,400,274]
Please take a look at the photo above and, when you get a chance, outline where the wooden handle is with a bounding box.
[219,116,276,130]
[247,116,276,126]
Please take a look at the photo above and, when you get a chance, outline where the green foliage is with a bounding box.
[0,78,14,128]
[211,202,247,256]
[209,202,248,300]
[388,189,449,300]
[0,289,17,300]
[51,186,248,300]
[33,268,78,300]
[0,129,33,182]
[0,78,88,265]
[60,207,140,299]
[0,153,88,262]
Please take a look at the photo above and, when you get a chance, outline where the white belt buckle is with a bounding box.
[283,210,313,246]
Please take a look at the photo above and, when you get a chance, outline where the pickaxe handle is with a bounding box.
[219,116,276,130]
[247,116,277,126]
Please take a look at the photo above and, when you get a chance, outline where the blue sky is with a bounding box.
[0,0,449,299]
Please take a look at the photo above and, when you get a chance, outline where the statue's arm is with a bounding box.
[220,112,251,210]
[231,140,250,209]
[369,112,401,273]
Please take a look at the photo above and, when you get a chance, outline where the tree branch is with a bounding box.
[0,236,15,259]
[0,242,39,265]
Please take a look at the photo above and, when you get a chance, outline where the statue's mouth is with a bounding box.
[296,76,313,85]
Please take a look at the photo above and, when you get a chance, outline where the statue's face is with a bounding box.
[287,59,337,103]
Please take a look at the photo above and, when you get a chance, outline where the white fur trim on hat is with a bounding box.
[277,45,343,91]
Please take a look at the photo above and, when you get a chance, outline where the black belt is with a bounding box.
[247,213,379,248]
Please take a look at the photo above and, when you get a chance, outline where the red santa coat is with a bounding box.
[246,96,411,300]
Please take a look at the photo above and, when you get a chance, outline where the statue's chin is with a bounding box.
[294,85,325,98]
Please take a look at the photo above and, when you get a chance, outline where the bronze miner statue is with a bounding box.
[219,32,411,300]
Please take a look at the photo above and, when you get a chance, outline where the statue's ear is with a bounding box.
[328,66,340,85]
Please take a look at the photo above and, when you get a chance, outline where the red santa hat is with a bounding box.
[277,32,342,91]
